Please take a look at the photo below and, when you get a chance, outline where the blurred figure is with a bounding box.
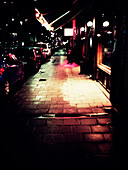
[67,48,73,64]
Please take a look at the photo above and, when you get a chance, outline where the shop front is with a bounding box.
[96,11,116,92]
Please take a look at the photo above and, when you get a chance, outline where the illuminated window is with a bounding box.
[64,28,73,36]
[97,32,113,68]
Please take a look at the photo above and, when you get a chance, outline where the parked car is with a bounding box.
[0,51,24,95]
[33,48,42,65]
[15,47,41,76]
[40,43,51,58]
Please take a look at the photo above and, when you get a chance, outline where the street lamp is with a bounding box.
[107,31,112,34]
[103,21,109,27]
[20,21,23,25]
[97,33,101,37]
[80,27,85,32]
[87,21,93,27]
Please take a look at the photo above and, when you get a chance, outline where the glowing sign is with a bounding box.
[35,8,54,31]
[64,28,73,36]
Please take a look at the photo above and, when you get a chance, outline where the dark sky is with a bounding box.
[0,0,118,31]
[11,0,77,22]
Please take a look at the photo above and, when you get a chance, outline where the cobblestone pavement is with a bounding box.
[1,54,122,170]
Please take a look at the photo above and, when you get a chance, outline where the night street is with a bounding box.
[1,0,128,170]
[1,50,121,170]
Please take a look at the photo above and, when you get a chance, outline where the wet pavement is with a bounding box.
[1,50,122,170]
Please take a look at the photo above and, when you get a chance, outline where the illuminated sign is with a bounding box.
[35,8,70,32]
[35,8,54,31]
[64,28,73,36]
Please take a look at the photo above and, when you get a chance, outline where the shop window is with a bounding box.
[102,33,113,68]
[97,33,113,75]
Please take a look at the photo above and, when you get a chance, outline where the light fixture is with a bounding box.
[103,21,109,27]
[90,37,92,47]
[97,33,101,37]
[35,13,39,18]
[102,14,104,17]
[87,21,93,27]
[107,31,112,34]
[80,27,85,32]
[20,21,23,25]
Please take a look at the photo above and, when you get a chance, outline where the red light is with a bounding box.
[35,13,39,18]
[8,53,17,61]
[0,68,5,75]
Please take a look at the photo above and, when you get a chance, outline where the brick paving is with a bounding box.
[1,55,122,170]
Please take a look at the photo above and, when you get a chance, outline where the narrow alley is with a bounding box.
[1,50,121,170]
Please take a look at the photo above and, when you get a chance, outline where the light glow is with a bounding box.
[50,11,70,25]
[107,31,112,34]
[87,21,93,27]
[35,13,39,18]
[97,34,101,37]
[8,53,17,61]
[35,8,53,31]
[0,68,5,75]
[35,8,70,31]
[20,21,23,25]
[97,42,103,65]
[80,27,85,32]
[103,21,109,27]
[64,28,73,36]
[90,38,92,47]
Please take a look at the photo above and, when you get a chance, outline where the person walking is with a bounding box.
[67,48,73,64]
